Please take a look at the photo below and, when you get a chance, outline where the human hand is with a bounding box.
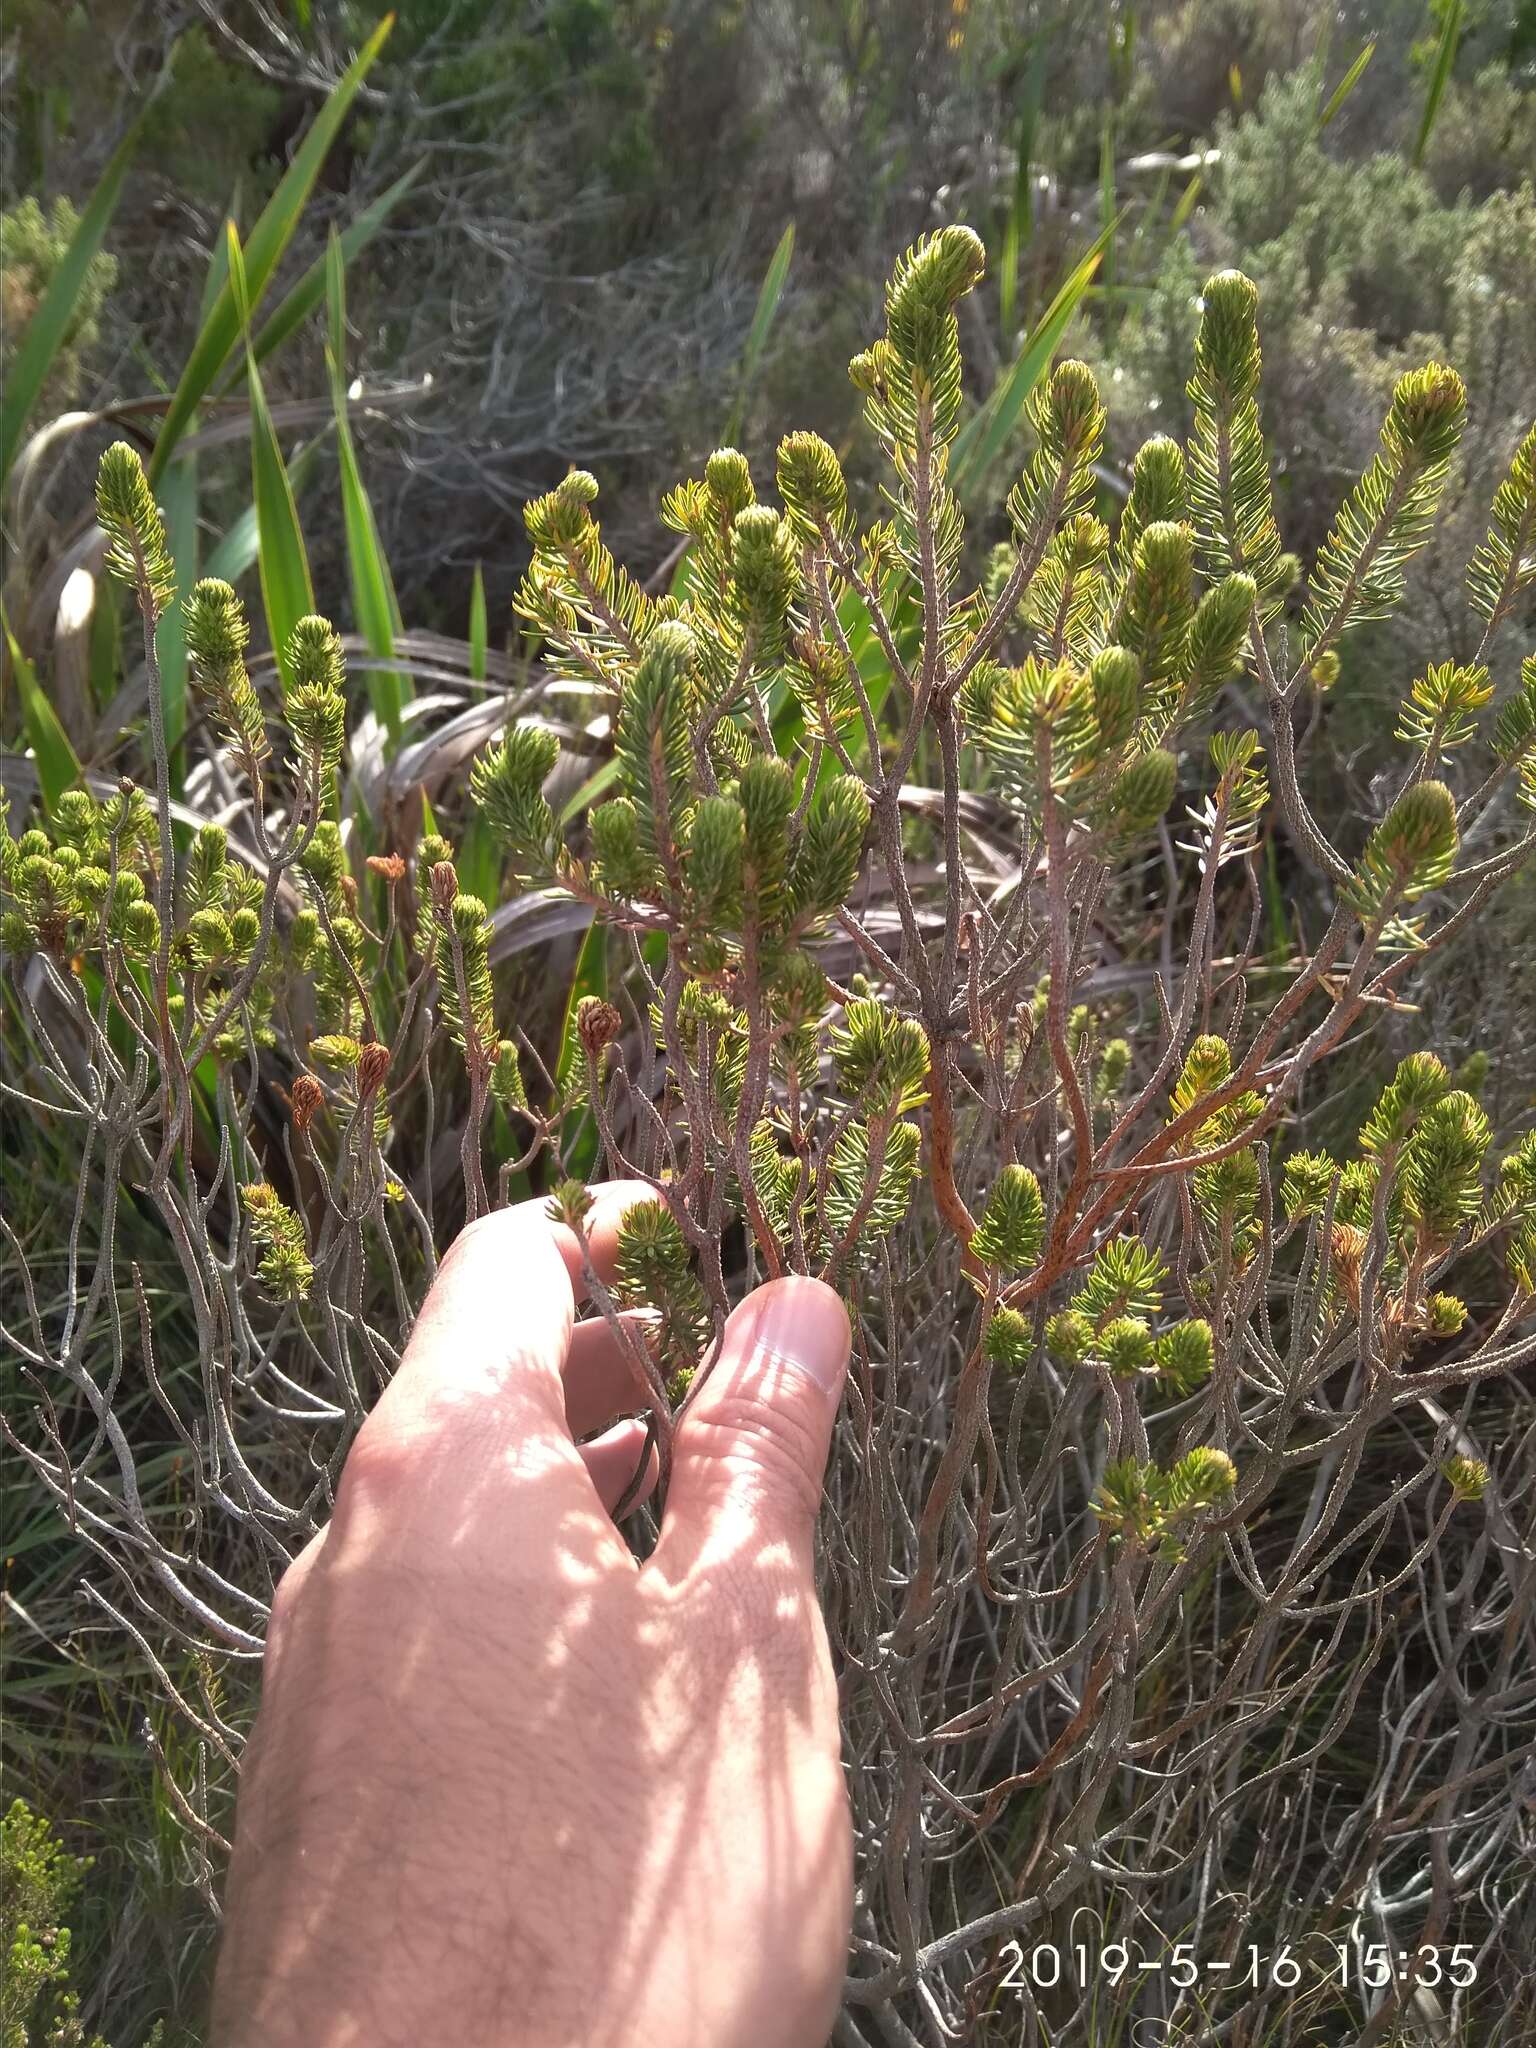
[211,1182,854,2048]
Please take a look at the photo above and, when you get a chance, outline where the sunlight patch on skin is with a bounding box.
[742,1338,842,1399]
[542,1589,598,1667]
[487,1427,586,1483]
[663,1507,798,1583]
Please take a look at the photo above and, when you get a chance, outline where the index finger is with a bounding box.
[349,1201,576,1517]
[334,1183,663,1537]
[383,1178,662,1444]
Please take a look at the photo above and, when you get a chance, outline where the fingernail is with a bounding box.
[747,1275,851,1401]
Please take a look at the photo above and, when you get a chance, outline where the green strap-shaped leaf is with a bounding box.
[203,504,260,590]
[3,603,82,813]
[0,112,144,493]
[325,231,409,741]
[88,573,121,714]
[1169,170,1203,233]
[148,15,394,483]
[1318,40,1375,131]
[1414,0,1463,169]
[154,454,200,789]
[201,439,323,593]
[560,756,622,826]
[151,199,237,787]
[469,563,489,682]
[1098,116,1117,296]
[999,44,1047,345]
[951,218,1114,498]
[555,914,607,1178]
[229,159,424,393]
[723,222,794,444]
[227,227,314,690]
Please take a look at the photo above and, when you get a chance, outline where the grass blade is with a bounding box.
[154,455,200,790]
[88,575,121,713]
[999,40,1047,342]
[555,915,608,1177]
[199,191,235,320]
[228,227,314,689]
[249,409,314,696]
[556,915,608,1086]
[149,15,394,484]
[561,756,622,826]
[1318,40,1376,130]
[202,440,323,591]
[203,506,259,589]
[999,161,1027,345]
[151,178,234,777]
[0,113,143,493]
[953,218,1115,497]
[1169,169,1204,232]
[325,231,409,743]
[454,567,498,896]
[232,159,424,390]
[469,564,488,682]
[1099,116,1117,296]
[4,603,82,812]
[723,222,794,443]
[769,572,912,776]
[1414,0,1462,168]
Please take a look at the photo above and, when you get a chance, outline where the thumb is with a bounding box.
[655,1275,851,1583]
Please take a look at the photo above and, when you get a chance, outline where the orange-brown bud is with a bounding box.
[576,995,623,1061]
[1330,1223,1367,1314]
[367,853,407,883]
[356,1040,392,1099]
[430,860,459,923]
[291,1072,325,1132]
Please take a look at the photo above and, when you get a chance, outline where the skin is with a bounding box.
[211,1181,855,2048]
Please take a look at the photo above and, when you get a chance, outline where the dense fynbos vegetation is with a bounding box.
[7,5,1536,2040]
[5,203,1536,2039]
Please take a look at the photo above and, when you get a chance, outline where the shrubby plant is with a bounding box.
[5,228,1536,2041]
[1,1798,117,2048]
[0,194,117,407]
[1106,62,1536,683]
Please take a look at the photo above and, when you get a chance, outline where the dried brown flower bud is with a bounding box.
[1330,1223,1367,1313]
[356,1040,392,1099]
[341,874,359,912]
[1382,1293,1407,1338]
[430,859,459,923]
[291,1072,325,1132]
[576,995,623,1061]
[367,853,407,883]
